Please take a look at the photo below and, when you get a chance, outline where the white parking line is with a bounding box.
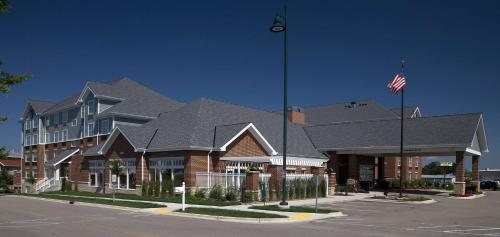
[416,225,462,229]
[445,228,500,233]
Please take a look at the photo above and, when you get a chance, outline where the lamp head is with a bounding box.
[269,14,285,32]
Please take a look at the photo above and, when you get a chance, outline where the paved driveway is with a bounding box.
[1,192,499,237]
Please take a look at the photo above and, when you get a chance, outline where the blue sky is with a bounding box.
[0,1,498,168]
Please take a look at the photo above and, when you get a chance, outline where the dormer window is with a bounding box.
[88,100,95,115]
[25,119,31,130]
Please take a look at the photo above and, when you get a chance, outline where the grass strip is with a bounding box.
[46,191,241,206]
[177,207,287,218]
[21,194,166,208]
[249,205,337,213]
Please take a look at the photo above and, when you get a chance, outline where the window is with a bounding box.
[25,119,31,130]
[61,129,68,141]
[88,100,95,115]
[61,111,68,123]
[87,123,95,136]
[33,134,38,144]
[46,117,50,126]
[44,151,48,163]
[45,133,50,144]
[397,158,401,166]
[408,157,413,167]
[71,119,78,126]
[80,105,85,117]
[54,131,59,143]
[148,158,183,189]
[109,159,136,189]
[25,135,31,146]
[32,117,38,128]
[32,152,38,162]
[101,120,110,134]
[415,158,419,167]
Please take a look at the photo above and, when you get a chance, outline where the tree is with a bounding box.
[0,0,30,159]
[109,160,122,202]
[422,161,456,175]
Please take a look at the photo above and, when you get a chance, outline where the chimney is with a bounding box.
[287,106,305,125]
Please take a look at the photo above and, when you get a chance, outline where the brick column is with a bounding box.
[348,154,358,180]
[401,157,409,182]
[328,172,336,196]
[472,155,480,192]
[245,171,259,202]
[454,151,466,195]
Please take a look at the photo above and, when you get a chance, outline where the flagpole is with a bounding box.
[399,59,405,198]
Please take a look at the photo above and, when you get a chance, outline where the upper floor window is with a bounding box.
[25,119,31,130]
[32,152,38,162]
[71,119,78,126]
[33,134,38,145]
[88,100,95,115]
[80,105,85,117]
[44,151,48,162]
[54,131,60,143]
[45,133,51,144]
[101,120,110,134]
[32,117,38,128]
[53,113,59,125]
[61,129,68,141]
[61,111,69,123]
[415,158,419,167]
[25,135,31,146]
[397,158,401,166]
[87,123,95,136]
[46,117,50,126]
[408,157,413,167]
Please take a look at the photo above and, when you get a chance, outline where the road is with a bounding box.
[1,191,499,237]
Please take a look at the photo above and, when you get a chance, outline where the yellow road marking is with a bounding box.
[150,209,171,214]
[290,213,313,219]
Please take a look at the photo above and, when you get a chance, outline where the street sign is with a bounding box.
[440,162,453,167]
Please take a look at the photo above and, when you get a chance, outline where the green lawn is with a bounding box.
[177,207,287,218]
[45,191,241,206]
[249,205,337,213]
[21,194,166,208]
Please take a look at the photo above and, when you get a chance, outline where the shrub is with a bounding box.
[154,181,161,197]
[209,185,223,200]
[161,181,168,198]
[320,179,326,197]
[242,192,256,203]
[194,188,207,198]
[74,182,79,192]
[61,178,67,192]
[142,181,149,196]
[147,181,154,197]
[225,186,237,201]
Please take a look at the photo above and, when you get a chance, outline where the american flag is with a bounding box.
[387,73,406,93]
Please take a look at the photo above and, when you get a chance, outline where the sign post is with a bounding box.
[175,182,186,211]
[111,174,117,203]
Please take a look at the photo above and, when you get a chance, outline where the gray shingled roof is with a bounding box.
[121,98,325,158]
[214,123,251,148]
[390,106,420,118]
[43,94,80,114]
[303,100,399,125]
[304,113,488,153]
[27,100,56,114]
[94,78,185,118]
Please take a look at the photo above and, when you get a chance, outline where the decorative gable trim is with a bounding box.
[219,123,278,156]
[98,127,139,155]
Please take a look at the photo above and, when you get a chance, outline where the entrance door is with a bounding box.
[359,165,374,190]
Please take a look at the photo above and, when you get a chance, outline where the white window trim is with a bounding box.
[61,129,68,142]
[25,135,31,146]
[33,134,38,145]
[88,100,95,115]
[72,119,78,127]
[54,131,59,143]
[87,122,95,137]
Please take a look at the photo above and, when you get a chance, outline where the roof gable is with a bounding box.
[217,123,277,155]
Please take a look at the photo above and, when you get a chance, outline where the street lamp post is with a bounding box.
[269,5,288,207]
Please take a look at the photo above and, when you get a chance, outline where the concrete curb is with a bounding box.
[15,195,149,212]
[448,193,486,200]
[362,198,437,204]
[159,210,345,224]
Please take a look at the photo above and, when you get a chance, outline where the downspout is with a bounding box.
[207,149,213,188]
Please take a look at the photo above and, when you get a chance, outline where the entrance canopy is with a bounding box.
[220,156,327,167]
[46,148,79,167]
[305,113,488,157]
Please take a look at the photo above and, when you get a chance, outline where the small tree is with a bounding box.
[141,180,149,196]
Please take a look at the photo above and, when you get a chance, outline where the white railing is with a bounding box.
[286,173,314,180]
[34,177,61,193]
[196,172,246,190]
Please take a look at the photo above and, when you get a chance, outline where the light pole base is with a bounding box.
[278,201,289,208]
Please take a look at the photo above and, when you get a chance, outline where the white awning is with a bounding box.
[220,156,327,167]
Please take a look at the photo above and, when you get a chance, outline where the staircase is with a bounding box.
[33,178,62,193]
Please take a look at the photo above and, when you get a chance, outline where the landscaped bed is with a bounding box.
[176,207,287,218]
[21,193,166,208]
[249,205,337,213]
[372,194,430,201]
[46,191,241,206]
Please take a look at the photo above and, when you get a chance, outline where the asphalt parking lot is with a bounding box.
[1,191,499,237]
